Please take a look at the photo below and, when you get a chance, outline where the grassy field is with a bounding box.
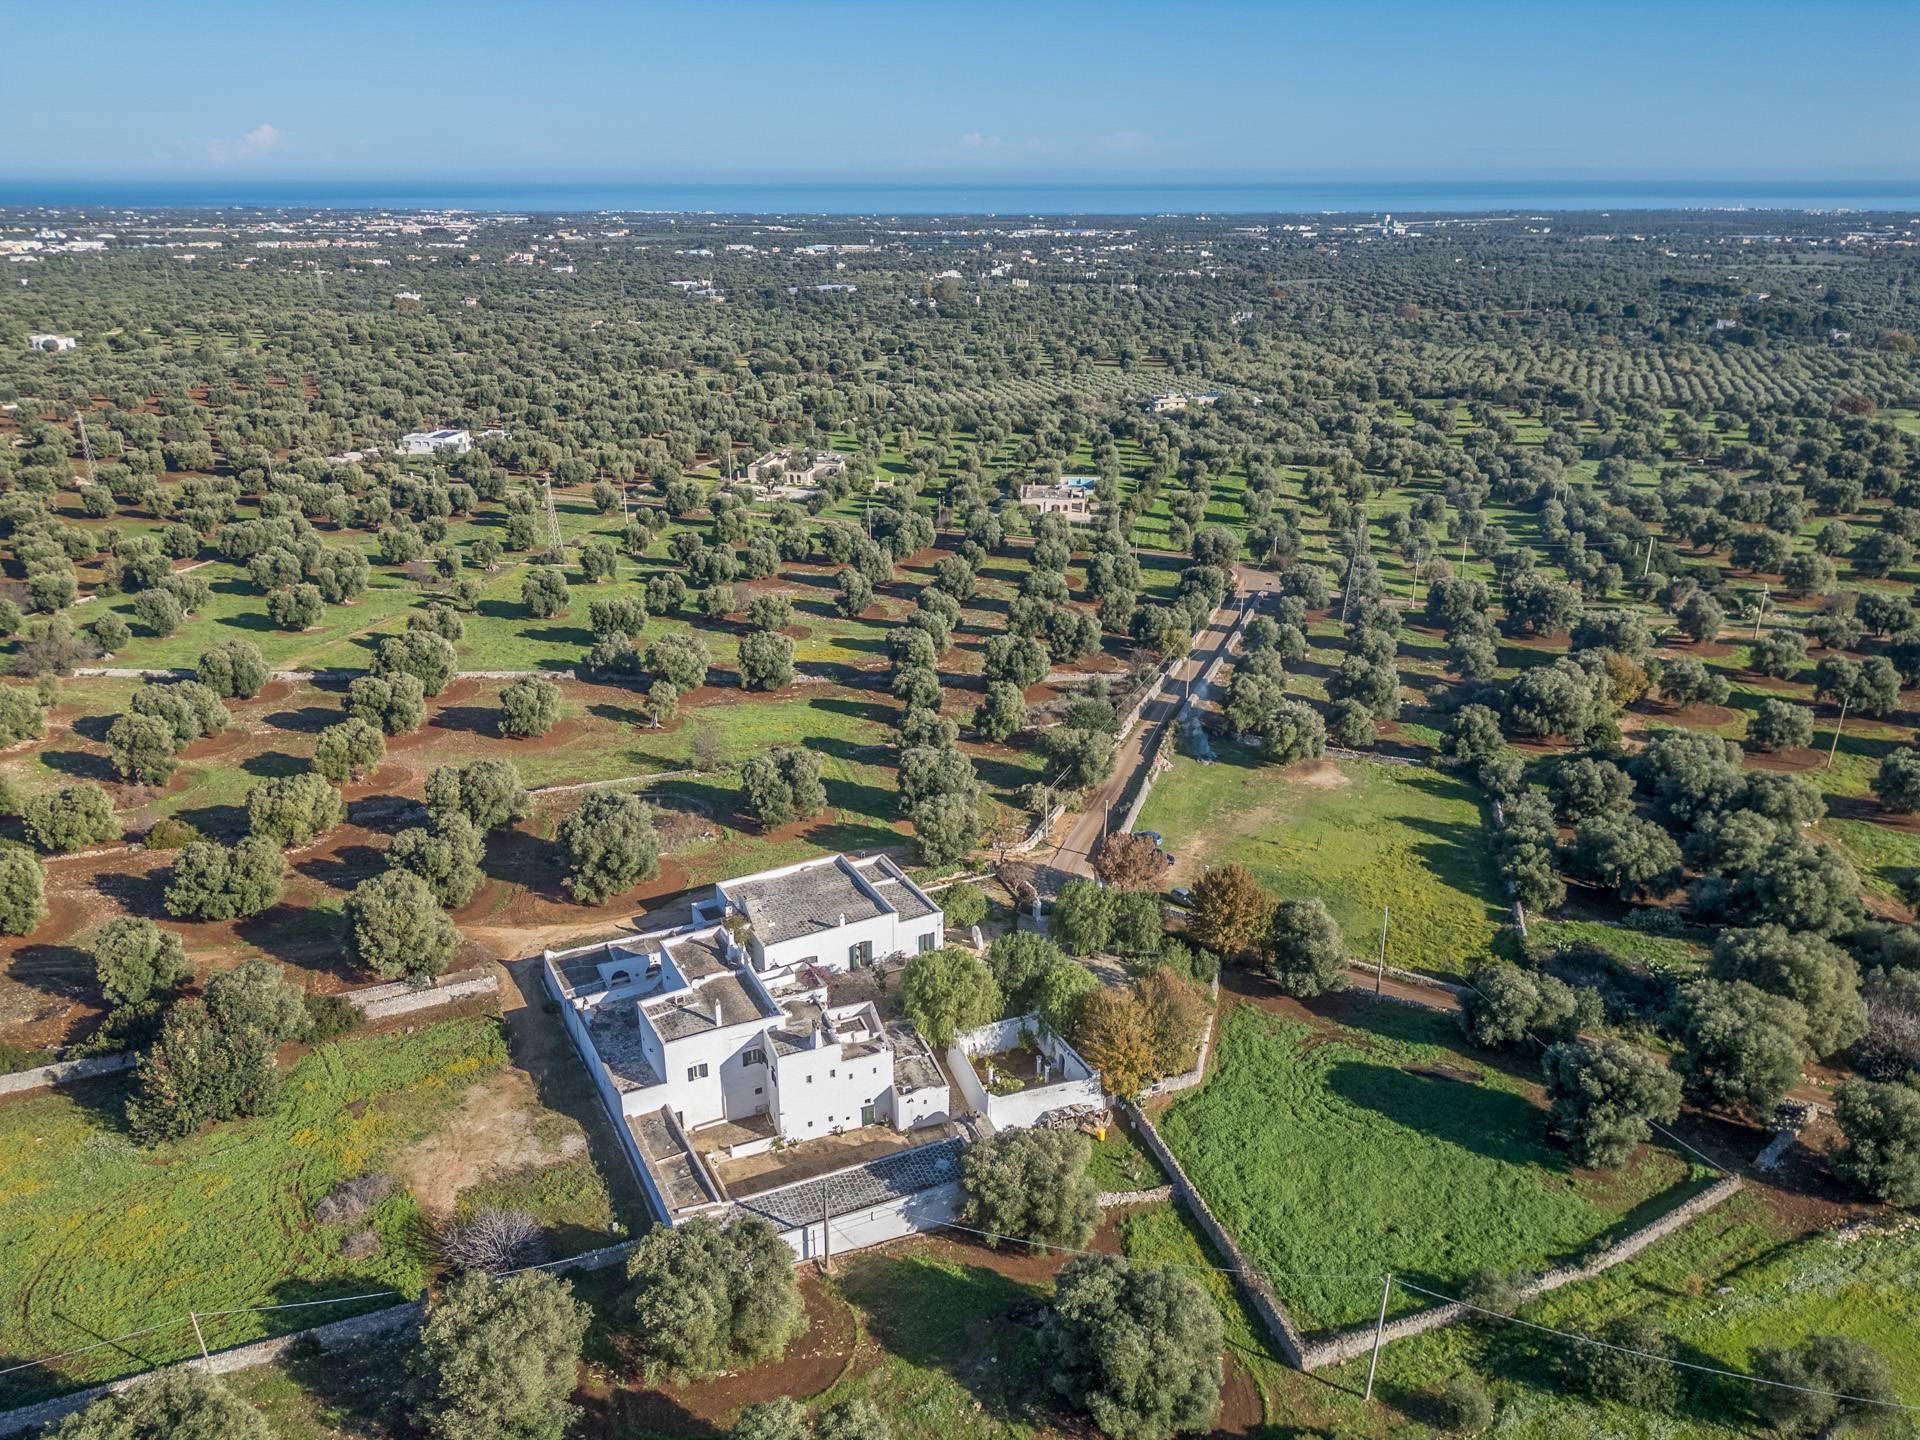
[0,1014,616,1405]
[1139,748,1509,977]
[1157,1001,1706,1332]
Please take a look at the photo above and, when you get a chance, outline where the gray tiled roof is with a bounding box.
[728,860,884,945]
[733,1137,967,1229]
[644,973,768,1041]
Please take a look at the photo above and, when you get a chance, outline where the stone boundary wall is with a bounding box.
[1097,1184,1173,1207]
[1298,1175,1743,1369]
[345,967,498,1020]
[0,1240,647,1438]
[0,1050,136,1098]
[1123,1099,1309,1368]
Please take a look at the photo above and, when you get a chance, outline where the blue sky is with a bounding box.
[8,0,1916,181]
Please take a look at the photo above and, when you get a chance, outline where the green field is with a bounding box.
[1158,1002,1706,1332]
[0,1015,612,1405]
[1140,748,1510,977]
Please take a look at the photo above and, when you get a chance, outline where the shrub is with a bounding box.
[23,782,117,853]
[347,869,458,982]
[559,790,658,903]
[440,1207,550,1275]
[1749,1335,1895,1437]
[623,1215,804,1381]
[1427,1378,1495,1434]
[500,674,562,738]
[1559,1313,1680,1412]
[91,916,190,1007]
[142,816,204,850]
[0,686,46,746]
[246,771,346,847]
[414,1269,588,1440]
[1042,1254,1223,1440]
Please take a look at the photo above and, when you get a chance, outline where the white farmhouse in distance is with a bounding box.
[744,447,848,492]
[396,427,472,456]
[1145,390,1222,414]
[26,333,77,352]
[1019,476,1099,522]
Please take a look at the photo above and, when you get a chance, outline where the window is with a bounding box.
[849,940,873,966]
[742,1047,767,1067]
[686,1062,709,1082]
[917,931,935,953]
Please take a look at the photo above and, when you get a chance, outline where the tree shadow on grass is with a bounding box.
[235,904,352,975]
[1322,1058,1567,1174]
[6,939,96,1002]
[241,751,310,780]
[429,705,500,737]
[39,749,118,783]
[70,714,117,743]
[174,802,249,840]
[262,705,339,735]
[810,694,899,728]
[93,866,170,921]
[295,844,386,895]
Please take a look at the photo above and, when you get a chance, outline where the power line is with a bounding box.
[1393,1279,1920,1415]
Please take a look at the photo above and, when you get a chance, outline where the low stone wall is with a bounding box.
[346,968,498,1020]
[0,1239,646,1437]
[1298,1175,1742,1369]
[1124,1100,1309,1369]
[0,1050,135,1098]
[1139,974,1221,1098]
[1097,1184,1172,1207]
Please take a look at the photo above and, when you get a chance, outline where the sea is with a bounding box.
[1,179,1917,217]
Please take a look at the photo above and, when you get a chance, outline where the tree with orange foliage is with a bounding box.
[1093,831,1166,892]
[1189,863,1274,960]
[1074,987,1157,1099]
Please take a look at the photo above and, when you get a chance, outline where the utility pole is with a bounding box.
[1374,906,1390,995]
[189,1310,210,1362]
[1826,691,1850,770]
[1363,1273,1393,1401]
[1752,583,1769,640]
[820,1192,832,1274]
[1640,535,1654,578]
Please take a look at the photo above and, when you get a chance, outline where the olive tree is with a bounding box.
[52,1370,268,1440]
[623,1215,804,1382]
[1042,1254,1223,1440]
[23,782,118,853]
[1543,1038,1681,1167]
[426,758,530,833]
[500,674,562,739]
[313,717,386,783]
[1263,897,1347,996]
[246,772,346,847]
[962,1127,1099,1249]
[559,790,658,903]
[90,916,190,1007]
[346,869,458,982]
[900,945,1001,1047]
[164,836,286,921]
[414,1269,589,1440]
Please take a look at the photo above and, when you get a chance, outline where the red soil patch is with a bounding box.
[1633,700,1738,730]
[1746,747,1824,774]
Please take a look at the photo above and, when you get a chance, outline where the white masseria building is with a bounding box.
[546,854,949,1164]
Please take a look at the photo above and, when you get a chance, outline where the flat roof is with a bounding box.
[727,859,886,947]
[644,972,771,1042]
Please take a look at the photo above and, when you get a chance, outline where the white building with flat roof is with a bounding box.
[397,427,472,456]
[1020,476,1099,522]
[27,333,77,352]
[546,853,949,1156]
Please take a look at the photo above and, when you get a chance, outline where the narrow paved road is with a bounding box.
[1039,566,1276,889]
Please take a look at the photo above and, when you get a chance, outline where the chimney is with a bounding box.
[838,912,846,928]
[712,997,722,1027]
